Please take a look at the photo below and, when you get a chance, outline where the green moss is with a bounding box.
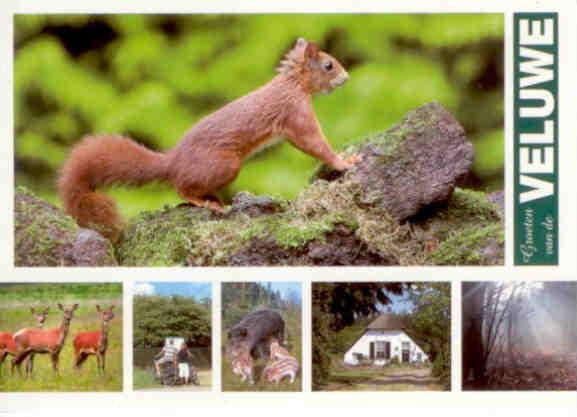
[116,202,345,265]
[447,188,502,221]
[429,223,503,265]
[294,176,420,264]
[415,188,502,244]
[116,207,213,266]
[113,180,504,267]
[273,216,336,248]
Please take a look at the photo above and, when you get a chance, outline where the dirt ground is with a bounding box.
[136,369,212,392]
[464,352,577,391]
[322,364,444,391]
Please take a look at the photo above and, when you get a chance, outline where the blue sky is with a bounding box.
[134,282,212,301]
[267,282,301,302]
[378,291,415,314]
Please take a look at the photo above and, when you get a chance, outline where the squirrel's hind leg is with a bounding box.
[174,152,241,213]
[179,194,225,214]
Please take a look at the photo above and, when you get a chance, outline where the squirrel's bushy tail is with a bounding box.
[58,135,168,240]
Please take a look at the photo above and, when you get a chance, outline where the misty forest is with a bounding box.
[462,282,577,390]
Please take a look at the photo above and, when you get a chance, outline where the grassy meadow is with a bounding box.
[0,283,123,392]
[221,306,302,392]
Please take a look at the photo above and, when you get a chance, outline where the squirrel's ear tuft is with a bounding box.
[295,37,308,49]
[305,42,320,61]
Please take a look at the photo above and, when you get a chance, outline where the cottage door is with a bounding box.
[402,341,410,363]
[369,342,375,360]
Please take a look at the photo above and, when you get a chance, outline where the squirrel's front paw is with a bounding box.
[333,154,361,171]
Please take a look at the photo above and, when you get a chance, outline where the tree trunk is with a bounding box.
[462,282,487,387]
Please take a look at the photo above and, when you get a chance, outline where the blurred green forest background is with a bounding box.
[14,14,504,219]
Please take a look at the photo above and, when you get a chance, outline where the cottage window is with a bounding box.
[374,341,391,359]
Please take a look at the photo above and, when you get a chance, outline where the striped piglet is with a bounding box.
[263,356,299,384]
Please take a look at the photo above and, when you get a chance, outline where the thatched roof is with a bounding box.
[366,314,407,331]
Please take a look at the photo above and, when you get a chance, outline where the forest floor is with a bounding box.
[321,363,444,391]
[133,367,212,391]
[464,352,577,391]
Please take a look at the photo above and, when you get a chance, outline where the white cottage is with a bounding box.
[343,314,429,366]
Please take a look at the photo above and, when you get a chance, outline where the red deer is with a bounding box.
[73,305,115,374]
[11,303,79,377]
[0,307,49,375]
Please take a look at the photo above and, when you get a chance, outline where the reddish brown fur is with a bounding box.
[73,305,114,374]
[0,333,16,356]
[58,38,358,239]
[73,332,100,350]
[0,308,49,372]
[11,303,78,377]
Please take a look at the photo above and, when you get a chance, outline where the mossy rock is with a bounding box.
[14,186,117,266]
[116,103,503,266]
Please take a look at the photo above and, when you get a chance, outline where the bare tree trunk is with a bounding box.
[462,282,487,387]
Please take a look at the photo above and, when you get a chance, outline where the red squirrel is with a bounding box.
[58,37,359,239]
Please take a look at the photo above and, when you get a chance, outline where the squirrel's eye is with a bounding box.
[324,61,333,71]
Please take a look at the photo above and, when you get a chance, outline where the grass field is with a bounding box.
[133,366,212,391]
[0,284,123,392]
[221,308,302,392]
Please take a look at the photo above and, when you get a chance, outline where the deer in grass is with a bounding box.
[0,307,49,376]
[73,305,115,375]
[11,303,79,378]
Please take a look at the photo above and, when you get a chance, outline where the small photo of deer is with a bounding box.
[0,283,123,392]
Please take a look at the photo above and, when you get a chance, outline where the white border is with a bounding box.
[1,0,576,413]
